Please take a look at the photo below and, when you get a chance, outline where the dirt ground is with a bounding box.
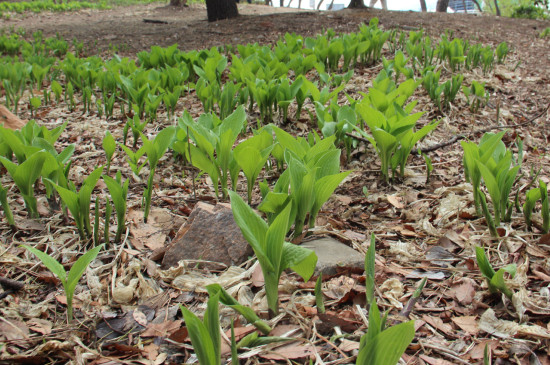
[4,2,549,105]
[2,3,550,364]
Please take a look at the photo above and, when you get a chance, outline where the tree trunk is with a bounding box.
[317,0,325,9]
[493,0,501,15]
[170,0,181,6]
[348,0,366,8]
[471,0,483,12]
[419,0,427,11]
[436,0,449,12]
[205,0,239,22]
[280,0,284,6]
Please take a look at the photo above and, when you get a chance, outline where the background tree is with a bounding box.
[420,0,427,11]
[436,0,450,12]
[205,0,238,22]
[348,0,367,8]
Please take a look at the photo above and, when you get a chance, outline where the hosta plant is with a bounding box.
[464,132,522,227]
[0,184,15,229]
[102,131,116,175]
[353,102,439,181]
[461,131,507,216]
[206,284,272,334]
[259,128,351,238]
[139,126,176,222]
[233,130,273,204]
[475,246,516,300]
[229,190,317,317]
[102,172,129,244]
[22,243,103,323]
[180,292,221,365]
[179,106,246,199]
[0,151,47,218]
[49,166,104,240]
[523,180,549,233]
[356,300,415,365]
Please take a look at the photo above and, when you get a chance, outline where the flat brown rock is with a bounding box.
[0,105,25,130]
[161,202,253,269]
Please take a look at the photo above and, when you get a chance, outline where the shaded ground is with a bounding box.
[1,3,550,365]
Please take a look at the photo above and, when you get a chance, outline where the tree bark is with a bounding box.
[419,0,427,11]
[436,0,449,12]
[205,0,239,22]
[493,0,501,15]
[170,0,181,6]
[348,0,367,8]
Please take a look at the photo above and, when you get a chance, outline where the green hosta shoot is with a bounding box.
[260,129,351,237]
[104,199,112,245]
[421,152,433,184]
[422,70,444,109]
[102,131,116,175]
[206,284,272,334]
[314,102,358,161]
[229,191,317,317]
[29,97,41,118]
[119,144,147,177]
[139,126,176,223]
[22,244,103,323]
[163,86,182,120]
[523,180,549,233]
[356,301,415,365]
[51,80,63,104]
[477,155,521,227]
[495,42,509,64]
[461,131,507,216]
[0,184,15,229]
[103,172,129,244]
[314,275,325,314]
[442,74,463,109]
[475,246,516,300]
[124,114,148,148]
[180,292,221,365]
[0,151,47,218]
[365,234,376,305]
[468,133,522,227]
[234,331,292,350]
[49,166,104,240]
[479,190,498,238]
[180,106,247,199]
[233,130,273,204]
[463,81,489,113]
[353,103,438,181]
[276,77,303,122]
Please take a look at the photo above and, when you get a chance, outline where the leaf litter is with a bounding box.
[1,5,550,365]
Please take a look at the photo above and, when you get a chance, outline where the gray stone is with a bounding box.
[302,237,364,275]
[161,202,253,269]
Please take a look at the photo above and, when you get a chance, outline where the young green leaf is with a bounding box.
[22,244,103,322]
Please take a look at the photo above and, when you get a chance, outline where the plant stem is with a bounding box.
[143,170,155,223]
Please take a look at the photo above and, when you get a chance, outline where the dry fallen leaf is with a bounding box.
[259,343,317,361]
[479,308,550,339]
[387,194,405,209]
[141,320,183,338]
[451,316,479,335]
